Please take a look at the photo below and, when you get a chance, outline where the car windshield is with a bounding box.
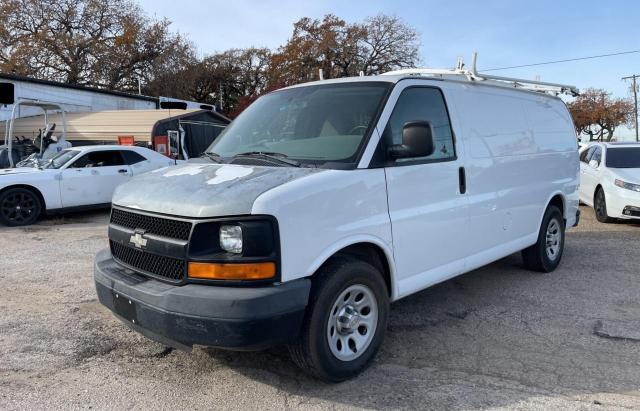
[206,82,390,166]
[606,147,640,168]
[44,149,79,169]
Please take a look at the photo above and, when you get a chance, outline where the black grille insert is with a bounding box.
[110,241,185,282]
[110,208,192,240]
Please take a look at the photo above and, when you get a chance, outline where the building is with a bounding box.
[4,109,230,160]
[0,73,217,122]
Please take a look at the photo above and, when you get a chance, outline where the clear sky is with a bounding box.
[140,0,640,138]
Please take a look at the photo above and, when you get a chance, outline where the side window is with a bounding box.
[582,146,596,164]
[579,148,590,163]
[591,146,602,166]
[121,150,147,165]
[69,151,125,168]
[383,87,455,163]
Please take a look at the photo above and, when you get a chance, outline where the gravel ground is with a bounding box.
[1,206,640,410]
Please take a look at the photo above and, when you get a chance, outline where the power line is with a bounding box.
[483,50,640,72]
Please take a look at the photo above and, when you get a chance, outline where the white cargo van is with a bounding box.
[94,55,580,381]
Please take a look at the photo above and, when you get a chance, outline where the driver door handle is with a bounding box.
[458,167,467,194]
[118,169,128,174]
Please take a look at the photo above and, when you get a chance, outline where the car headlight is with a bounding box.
[187,218,279,282]
[614,179,640,192]
[219,225,243,253]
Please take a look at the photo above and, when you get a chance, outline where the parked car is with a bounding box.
[0,145,176,226]
[94,57,580,381]
[579,142,640,222]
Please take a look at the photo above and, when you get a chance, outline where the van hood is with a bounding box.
[112,162,324,218]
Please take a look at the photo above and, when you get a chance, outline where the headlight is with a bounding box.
[614,179,640,192]
[220,225,243,253]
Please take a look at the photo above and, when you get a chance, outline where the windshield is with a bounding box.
[44,149,79,169]
[606,147,640,168]
[206,82,390,165]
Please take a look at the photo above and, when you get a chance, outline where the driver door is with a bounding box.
[60,150,131,207]
[382,86,470,297]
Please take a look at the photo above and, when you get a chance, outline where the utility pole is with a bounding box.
[622,74,639,141]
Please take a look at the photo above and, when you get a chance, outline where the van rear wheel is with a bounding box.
[521,205,564,272]
[288,256,389,382]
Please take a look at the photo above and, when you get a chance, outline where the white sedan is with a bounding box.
[0,145,176,226]
[579,142,640,223]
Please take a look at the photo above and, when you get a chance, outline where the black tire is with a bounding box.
[521,205,565,272]
[288,256,389,382]
[594,188,615,223]
[0,187,42,226]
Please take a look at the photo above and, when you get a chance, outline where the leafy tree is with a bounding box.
[0,0,194,92]
[1,4,420,117]
[145,47,272,115]
[269,14,420,86]
[568,89,634,141]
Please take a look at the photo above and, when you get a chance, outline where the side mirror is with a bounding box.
[588,159,599,168]
[388,121,435,159]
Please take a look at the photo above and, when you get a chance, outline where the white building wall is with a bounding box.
[0,79,157,121]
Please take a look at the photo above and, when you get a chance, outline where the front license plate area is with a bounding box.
[112,291,138,325]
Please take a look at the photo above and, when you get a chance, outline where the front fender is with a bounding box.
[304,234,397,300]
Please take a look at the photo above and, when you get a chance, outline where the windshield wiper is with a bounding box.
[201,152,222,163]
[233,151,300,167]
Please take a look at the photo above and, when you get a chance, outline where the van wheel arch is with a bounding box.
[312,243,393,298]
[548,194,565,221]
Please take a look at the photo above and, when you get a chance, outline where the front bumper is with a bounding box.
[606,186,640,219]
[94,249,311,351]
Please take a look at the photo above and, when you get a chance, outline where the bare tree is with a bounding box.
[359,14,420,75]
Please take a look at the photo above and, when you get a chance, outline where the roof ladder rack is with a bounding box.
[382,52,579,97]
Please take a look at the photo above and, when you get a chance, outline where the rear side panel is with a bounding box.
[446,84,578,268]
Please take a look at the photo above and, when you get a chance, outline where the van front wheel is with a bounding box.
[521,205,565,272]
[288,256,389,382]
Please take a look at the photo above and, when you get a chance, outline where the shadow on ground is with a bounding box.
[199,221,640,409]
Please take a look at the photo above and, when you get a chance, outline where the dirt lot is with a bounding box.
[1,206,640,410]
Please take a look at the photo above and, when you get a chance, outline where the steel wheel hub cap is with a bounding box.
[327,284,378,362]
[545,218,561,261]
[337,305,360,333]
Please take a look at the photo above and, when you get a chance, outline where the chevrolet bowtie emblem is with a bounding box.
[129,232,148,249]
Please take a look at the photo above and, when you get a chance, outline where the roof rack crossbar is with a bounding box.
[382,52,579,97]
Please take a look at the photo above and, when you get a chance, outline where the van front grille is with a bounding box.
[110,208,192,241]
[110,241,185,282]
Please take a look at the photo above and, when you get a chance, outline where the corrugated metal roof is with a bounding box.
[0,73,158,102]
[2,109,219,142]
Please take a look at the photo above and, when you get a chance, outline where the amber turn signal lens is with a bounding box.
[188,262,276,280]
